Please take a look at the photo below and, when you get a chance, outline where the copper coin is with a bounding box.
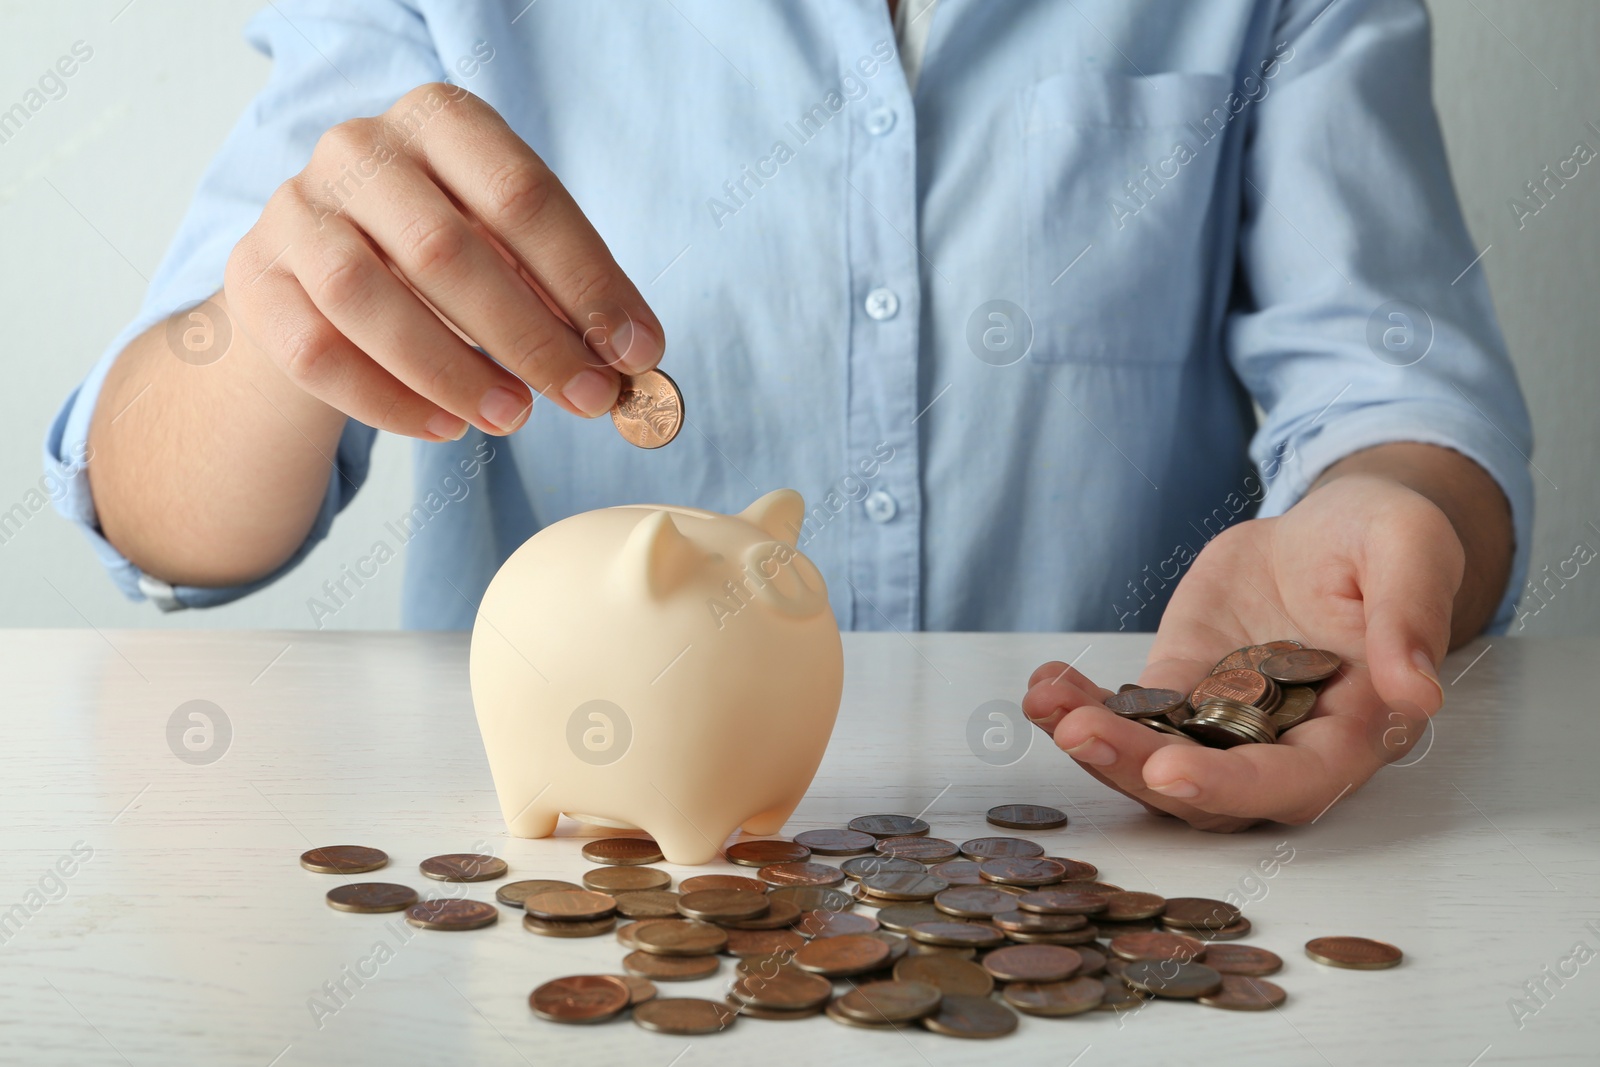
[726,839,811,867]
[679,874,767,894]
[847,814,930,839]
[1121,959,1223,998]
[921,994,1019,1039]
[529,975,631,1023]
[735,953,806,979]
[908,921,1005,948]
[677,888,770,922]
[614,890,682,919]
[1002,976,1105,1017]
[1103,687,1187,720]
[793,934,891,977]
[1005,924,1100,946]
[1099,891,1167,922]
[1273,685,1318,730]
[958,837,1046,861]
[861,871,949,901]
[894,954,994,996]
[419,853,507,883]
[927,860,986,886]
[1095,973,1148,1011]
[1162,897,1242,931]
[496,879,582,907]
[1074,946,1108,977]
[325,882,417,913]
[1017,889,1109,916]
[876,836,960,864]
[721,898,802,930]
[614,974,657,1005]
[724,928,806,957]
[729,969,833,1011]
[1118,682,1144,693]
[909,942,977,959]
[793,828,877,855]
[582,866,671,893]
[835,980,942,1024]
[767,886,856,912]
[985,803,1068,830]
[1213,640,1302,672]
[1198,974,1287,1010]
[617,917,684,949]
[1261,648,1342,684]
[523,913,617,938]
[610,369,684,449]
[1180,916,1253,941]
[760,862,846,888]
[1306,936,1403,969]
[983,944,1083,983]
[798,910,879,938]
[875,903,945,932]
[1191,668,1270,708]
[978,857,1068,887]
[623,949,720,981]
[634,919,728,956]
[1201,943,1283,976]
[841,855,925,881]
[523,889,616,921]
[1046,857,1101,882]
[300,845,388,875]
[933,886,1018,918]
[824,997,896,1029]
[1110,931,1205,962]
[405,899,499,931]
[632,997,737,1035]
[581,838,663,866]
[1097,918,1161,937]
[990,909,1088,934]
[866,930,911,965]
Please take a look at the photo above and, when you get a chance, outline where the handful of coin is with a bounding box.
[1105,640,1342,749]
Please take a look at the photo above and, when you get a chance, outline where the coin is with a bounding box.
[760,862,845,888]
[860,871,949,901]
[1199,974,1288,1010]
[793,934,892,977]
[921,994,1019,1039]
[983,944,1083,983]
[300,845,388,875]
[1162,897,1242,931]
[523,890,617,922]
[1183,916,1253,941]
[835,980,943,1024]
[1094,973,1148,1011]
[613,890,682,919]
[1002,976,1105,1017]
[1273,685,1318,731]
[927,860,986,886]
[325,882,417,913]
[419,853,507,882]
[865,930,911,965]
[523,913,617,938]
[610,369,684,449]
[1213,640,1302,672]
[985,803,1068,830]
[679,874,767,894]
[623,949,720,981]
[721,898,802,930]
[736,953,805,979]
[990,909,1088,935]
[729,969,833,1011]
[615,974,657,1005]
[847,814,930,839]
[1305,935,1403,969]
[676,888,770,922]
[1191,668,1270,708]
[582,866,671,893]
[1261,648,1342,684]
[632,998,737,1035]
[617,917,682,949]
[894,954,994,995]
[1099,891,1167,921]
[841,855,925,881]
[908,922,1005,948]
[909,942,977,959]
[405,899,499,931]
[798,910,879,937]
[1109,931,1205,962]
[875,903,945,932]
[958,837,1046,861]
[1004,924,1100,946]
[978,858,1067,887]
[634,919,728,956]
[1074,946,1108,977]
[824,997,896,1029]
[933,886,1018,918]
[1017,889,1109,916]
[581,838,664,866]
[724,929,806,957]
[496,879,583,907]
[793,828,877,855]
[1121,959,1224,999]
[1103,687,1187,720]
[1048,857,1101,882]
[529,975,631,1023]
[876,836,960,864]
[726,840,811,867]
[1200,943,1283,976]
[767,886,856,912]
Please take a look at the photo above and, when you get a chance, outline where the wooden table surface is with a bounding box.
[2,629,1596,1065]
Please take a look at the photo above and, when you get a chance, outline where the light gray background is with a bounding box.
[1,1,1595,632]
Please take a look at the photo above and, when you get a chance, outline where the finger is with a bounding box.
[1359,502,1460,718]
[1050,704,1194,783]
[1022,667,1114,734]
[415,88,664,375]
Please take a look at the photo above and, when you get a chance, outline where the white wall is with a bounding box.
[1,1,1595,633]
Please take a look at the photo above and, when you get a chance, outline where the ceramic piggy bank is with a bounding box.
[468,489,844,864]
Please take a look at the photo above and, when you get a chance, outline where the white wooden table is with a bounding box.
[2,630,1596,1065]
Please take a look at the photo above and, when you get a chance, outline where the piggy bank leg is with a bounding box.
[505,803,560,839]
[739,793,805,837]
[641,813,742,866]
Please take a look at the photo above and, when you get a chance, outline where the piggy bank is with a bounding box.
[468,489,844,864]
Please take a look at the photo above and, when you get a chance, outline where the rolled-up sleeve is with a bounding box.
[43,1,445,610]
[1231,0,1535,633]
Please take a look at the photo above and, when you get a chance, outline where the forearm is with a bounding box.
[1310,441,1514,648]
[86,289,348,588]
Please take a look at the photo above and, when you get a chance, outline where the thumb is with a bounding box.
[1359,503,1462,718]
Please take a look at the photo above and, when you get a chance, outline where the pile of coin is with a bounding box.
[300,798,1402,1038]
[1103,640,1342,749]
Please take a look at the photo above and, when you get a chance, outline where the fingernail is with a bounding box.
[1065,738,1117,766]
[1412,648,1445,710]
[603,316,661,374]
[1150,778,1199,798]
[561,368,620,418]
[479,386,532,432]
[426,410,469,441]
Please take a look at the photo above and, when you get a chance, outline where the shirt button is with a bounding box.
[864,489,898,523]
[864,287,899,321]
[865,106,897,135]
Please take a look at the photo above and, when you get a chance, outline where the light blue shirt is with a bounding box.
[45,0,1535,633]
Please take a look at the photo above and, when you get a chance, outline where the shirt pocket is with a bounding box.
[1022,69,1233,365]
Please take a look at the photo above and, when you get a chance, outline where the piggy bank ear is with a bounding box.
[618,511,704,600]
[738,489,805,546]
